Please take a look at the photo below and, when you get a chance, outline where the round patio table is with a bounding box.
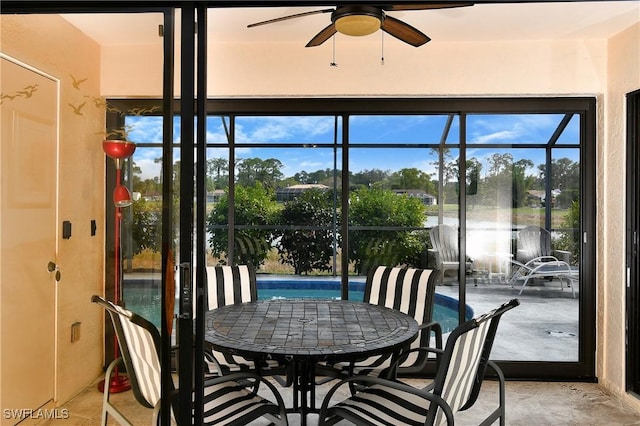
[204,298,418,425]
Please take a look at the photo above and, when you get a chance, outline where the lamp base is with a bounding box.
[98,372,131,393]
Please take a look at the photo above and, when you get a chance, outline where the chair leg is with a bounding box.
[101,357,135,426]
[479,360,506,426]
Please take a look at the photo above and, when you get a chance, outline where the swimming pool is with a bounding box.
[123,278,473,333]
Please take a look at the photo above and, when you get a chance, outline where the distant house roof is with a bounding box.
[285,184,329,190]
[276,183,330,201]
[393,189,436,198]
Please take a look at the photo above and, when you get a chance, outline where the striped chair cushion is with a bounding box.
[114,304,162,407]
[204,265,280,374]
[206,265,256,309]
[202,380,281,425]
[328,266,436,376]
[330,383,432,426]
[433,318,490,425]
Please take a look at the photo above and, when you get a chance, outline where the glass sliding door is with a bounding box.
[463,112,584,367]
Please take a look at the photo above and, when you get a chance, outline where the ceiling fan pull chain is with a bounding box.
[330,35,338,67]
[381,32,385,65]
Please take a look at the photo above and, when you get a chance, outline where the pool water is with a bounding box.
[123,283,473,333]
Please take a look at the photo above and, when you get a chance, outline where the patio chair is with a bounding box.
[91,295,288,426]
[317,266,442,385]
[173,265,285,380]
[318,298,520,426]
[202,265,283,377]
[429,224,474,285]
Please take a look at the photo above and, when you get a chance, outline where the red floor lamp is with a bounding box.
[99,139,136,393]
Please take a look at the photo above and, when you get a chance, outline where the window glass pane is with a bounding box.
[349,114,459,144]
[463,143,580,362]
[206,142,343,298]
[119,111,170,329]
[348,147,437,295]
[467,113,571,145]
[556,115,580,145]
[234,116,340,144]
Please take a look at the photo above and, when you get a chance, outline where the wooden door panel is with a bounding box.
[1,56,57,423]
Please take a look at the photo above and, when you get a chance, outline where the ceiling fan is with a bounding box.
[247,3,474,48]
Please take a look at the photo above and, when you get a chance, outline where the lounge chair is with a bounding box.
[509,257,578,297]
[516,225,571,264]
[92,295,288,426]
[318,299,520,426]
[511,226,578,297]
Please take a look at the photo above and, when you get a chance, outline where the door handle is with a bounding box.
[47,261,61,282]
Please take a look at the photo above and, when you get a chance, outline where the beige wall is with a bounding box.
[102,38,608,97]
[601,22,640,412]
[1,15,106,405]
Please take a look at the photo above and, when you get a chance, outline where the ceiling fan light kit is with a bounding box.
[333,5,384,37]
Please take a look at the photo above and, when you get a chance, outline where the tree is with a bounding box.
[275,189,338,275]
[431,148,459,204]
[207,157,228,190]
[236,157,283,190]
[512,159,534,208]
[349,188,425,274]
[390,167,436,195]
[555,199,580,264]
[206,183,278,267]
[351,168,391,190]
[131,198,161,254]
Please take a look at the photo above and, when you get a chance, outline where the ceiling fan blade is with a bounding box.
[305,24,337,47]
[384,3,474,11]
[247,8,334,28]
[381,15,431,47]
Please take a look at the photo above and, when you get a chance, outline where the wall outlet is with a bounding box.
[71,321,81,342]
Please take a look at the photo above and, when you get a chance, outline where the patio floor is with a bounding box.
[37,378,640,425]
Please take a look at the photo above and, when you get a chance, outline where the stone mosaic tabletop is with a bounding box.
[204,299,418,362]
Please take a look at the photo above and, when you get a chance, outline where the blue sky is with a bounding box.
[126,113,580,181]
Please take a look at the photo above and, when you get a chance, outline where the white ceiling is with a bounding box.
[61,2,640,47]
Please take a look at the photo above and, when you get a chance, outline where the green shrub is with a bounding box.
[275,189,339,275]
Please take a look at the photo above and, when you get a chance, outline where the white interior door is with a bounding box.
[0,55,58,424]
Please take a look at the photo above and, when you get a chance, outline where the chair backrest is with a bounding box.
[364,266,437,348]
[427,298,520,425]
[517,225,552,263]
[429,224,459,263]
[91,295,164,409]
[205,264,257,310]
